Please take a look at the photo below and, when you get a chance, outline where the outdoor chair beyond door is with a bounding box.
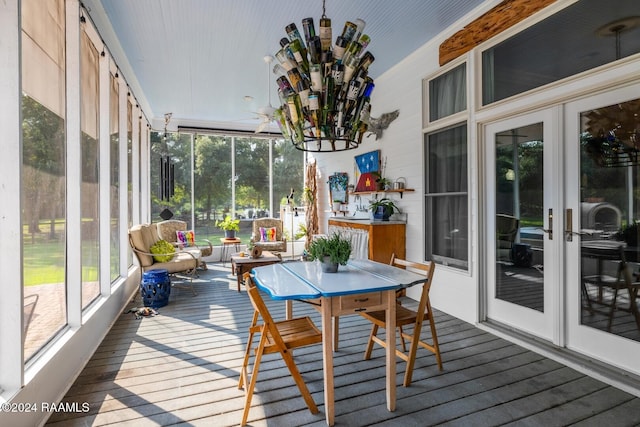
[496,213,519,262]
[360,254,442,387]
[582,241,640,332]
[238,273,322,426]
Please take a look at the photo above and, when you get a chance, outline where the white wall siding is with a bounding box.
[314,23,480,323]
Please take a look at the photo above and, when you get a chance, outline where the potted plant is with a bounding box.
[369,197,400,221]
[306,233,352,273]
[332,199,342,212]
[373,172,392,191]
[216,215,240,238]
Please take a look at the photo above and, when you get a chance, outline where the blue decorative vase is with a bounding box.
[140,269,171,308]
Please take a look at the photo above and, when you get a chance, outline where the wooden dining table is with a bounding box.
[251,259,425,426]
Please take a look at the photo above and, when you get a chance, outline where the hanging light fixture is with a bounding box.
[273,0,375,152]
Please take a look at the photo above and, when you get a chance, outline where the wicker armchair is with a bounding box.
[251,218,287,253]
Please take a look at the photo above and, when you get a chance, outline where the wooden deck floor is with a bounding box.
[46,264,640,426]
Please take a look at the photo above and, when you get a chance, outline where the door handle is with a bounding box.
[542,208,553,240]
[564,208,589,240]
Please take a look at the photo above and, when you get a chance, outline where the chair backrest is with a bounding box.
[243,273,286,347]
[390,254,436,317]
[252,218,284,241]
[157,219,188,244]
[129,224,161,267]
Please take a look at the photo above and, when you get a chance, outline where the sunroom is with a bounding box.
[2,0,640,425]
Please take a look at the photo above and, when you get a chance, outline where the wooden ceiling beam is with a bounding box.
[439,0,557,66]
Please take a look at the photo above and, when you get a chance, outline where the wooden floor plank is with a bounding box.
[46,264,640,426]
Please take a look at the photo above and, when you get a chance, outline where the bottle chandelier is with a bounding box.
[273,0,375,152]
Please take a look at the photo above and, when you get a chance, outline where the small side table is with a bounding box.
[231,251,282,292]
[220,237,241,267]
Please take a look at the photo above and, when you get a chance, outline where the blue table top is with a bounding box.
[251,259,426,300]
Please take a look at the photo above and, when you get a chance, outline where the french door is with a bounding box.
[485,86,640,374]
[565,84,640,375]
[485,108,562,343]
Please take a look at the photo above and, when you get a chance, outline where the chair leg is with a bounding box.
[403,323,422,387]
[582,280,594,311]
[241,334,267,426]
[425,307,443,371]
[399,325,407,352]
[238,312,259,391]
[363,324,379,360]
[629,288,640,331]
[169,269,198,296]
[280,349,318,414]
[607,287,620,332]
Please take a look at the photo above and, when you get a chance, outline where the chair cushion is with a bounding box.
[146,251,199,274]
[176,229,196,247]
[254,240,287,252]
[260,226,277,242]
[129,224,157,267]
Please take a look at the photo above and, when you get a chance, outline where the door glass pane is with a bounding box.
[580,97,640,341]
[495,123,544,312]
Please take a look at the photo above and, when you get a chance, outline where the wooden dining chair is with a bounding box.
[238,273,323,426]
[360,255,442,387]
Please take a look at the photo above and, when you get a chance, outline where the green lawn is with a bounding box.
[22,222,258,286]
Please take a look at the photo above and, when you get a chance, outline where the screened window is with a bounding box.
[482,0,640,105]
[126,100,133,265]
[150,132,195,221]
[80,26,100,308]
[150,133,304,245]
[424,124,468,270]
[109,71,120,281]
[235,137,271,219]
[21,0,67,361]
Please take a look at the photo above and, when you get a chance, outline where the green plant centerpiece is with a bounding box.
[369,197,400,221]
[306,233,352,273]
[216,215,240,238]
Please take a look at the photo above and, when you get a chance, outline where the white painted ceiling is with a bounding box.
[84,0,485,131]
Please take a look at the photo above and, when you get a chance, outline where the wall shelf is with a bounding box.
[349,189,415,198]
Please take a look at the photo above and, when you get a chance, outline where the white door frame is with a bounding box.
[564,82,640,376]
[483,106,564,345]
